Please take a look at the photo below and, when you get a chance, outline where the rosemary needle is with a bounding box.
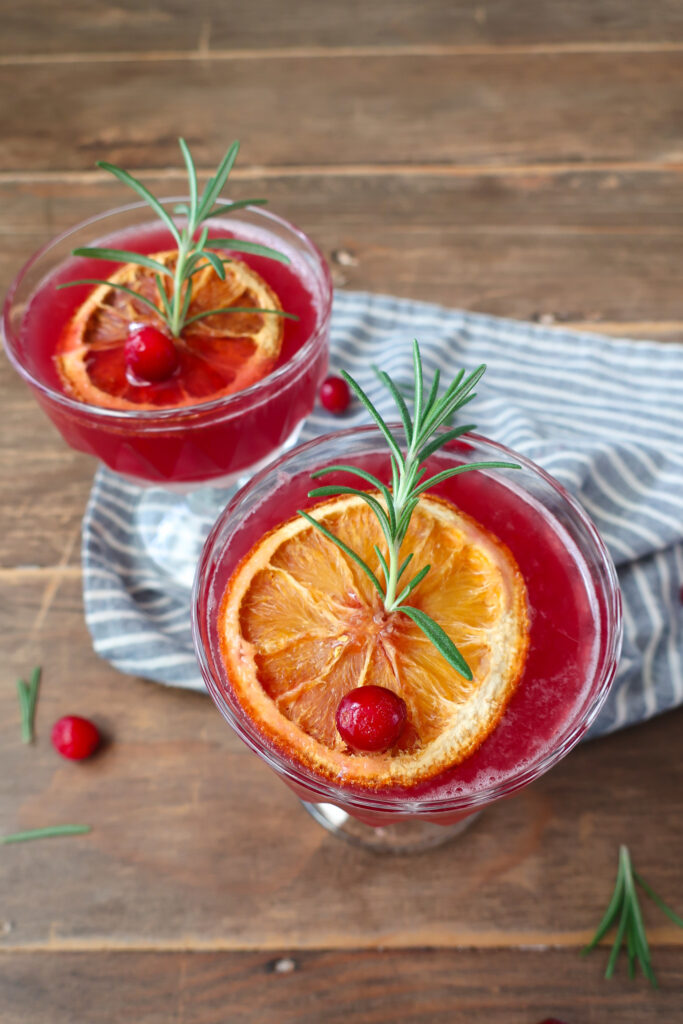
[1,825,91,844]
[16,665,41,743]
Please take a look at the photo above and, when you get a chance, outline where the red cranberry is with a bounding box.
[124,324,179,383]
[320,375,351,414]
[336,685,407,753]
[51,716,100,760]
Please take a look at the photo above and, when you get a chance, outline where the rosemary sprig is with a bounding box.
[58,138,296,337]
[1,825,91,844]
[16,665,41,743]
[582,844,683,987]
[299,341,519,678]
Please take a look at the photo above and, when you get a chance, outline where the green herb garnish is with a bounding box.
[16,665,41,743]
[583,844,683,987]
[1,825,91,844]
[58,138,296,338]
[299,340,518,678]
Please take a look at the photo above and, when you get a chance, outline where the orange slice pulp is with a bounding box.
[219,493,530,789]
[55,252,284,410]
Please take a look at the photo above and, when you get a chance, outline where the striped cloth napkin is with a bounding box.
[82,291,683,738]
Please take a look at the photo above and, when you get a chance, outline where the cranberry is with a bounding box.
[51,716,100,760]
[124,324,179,383]
[535,1019,569,1024]
[336,685,407,753]
[320,375,351,414]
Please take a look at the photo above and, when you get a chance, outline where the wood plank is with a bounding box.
[3,0,683,56]
[0,53,680,172]
[0,452,89,569]
[4,168,683,233]
[1,948,682,1024]
[3,215,682,330]
[1,576,682,949]
[0,373,95,569]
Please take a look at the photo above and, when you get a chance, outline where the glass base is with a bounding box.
[129,424,304,592]
[302,801,480,853]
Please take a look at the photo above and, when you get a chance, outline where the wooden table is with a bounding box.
[2,4,682,1021]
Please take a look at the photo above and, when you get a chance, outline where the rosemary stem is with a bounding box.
[383,450,417,611]
[384,538,401,609]
[170,231,190,337]
[1,825,91,844]
[63,141,293,340]
[300,342,499,679]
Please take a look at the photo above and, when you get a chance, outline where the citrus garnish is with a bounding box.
[54,138,297,409]
[55,252,285,410]
[219,492,529,788]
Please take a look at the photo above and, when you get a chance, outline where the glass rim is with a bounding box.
[191,425,623,817]
[2,196,334,423]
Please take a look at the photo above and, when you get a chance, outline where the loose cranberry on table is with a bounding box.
[51,716,100,760]
[124,324,179,383]
[336,685,407,753]
[320,375,351,414]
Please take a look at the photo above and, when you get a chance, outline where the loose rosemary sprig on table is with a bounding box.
[58,138,296,337]
[583,844,683,987]
[299,341,518,679]
[16,665,41,743]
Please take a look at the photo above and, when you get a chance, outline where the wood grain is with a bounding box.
[1,577,682,950]
[1,948,682,1024]
[3,0,683,56]
[4,168,683,235]
[0,372,93,568]
[1,53,681,173]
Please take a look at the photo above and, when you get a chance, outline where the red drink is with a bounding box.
[3,202,332,486]
[194,427,621,832]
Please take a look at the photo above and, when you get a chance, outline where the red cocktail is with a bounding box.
[3,201,331,487]
[193,426,622,852]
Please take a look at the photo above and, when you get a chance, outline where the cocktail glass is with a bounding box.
[2,199,332,591]
[192,425,622,853]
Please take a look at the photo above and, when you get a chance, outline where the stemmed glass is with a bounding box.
[2,199,332,592]
[193,426,622,853]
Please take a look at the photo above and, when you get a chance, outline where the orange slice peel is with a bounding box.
[55,251,284,411]
[219,492,530,789]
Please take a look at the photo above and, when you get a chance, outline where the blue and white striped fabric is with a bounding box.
[82,291,683,738]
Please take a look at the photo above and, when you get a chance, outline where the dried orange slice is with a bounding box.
[219,493,530,789]
[55,251,284,410]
